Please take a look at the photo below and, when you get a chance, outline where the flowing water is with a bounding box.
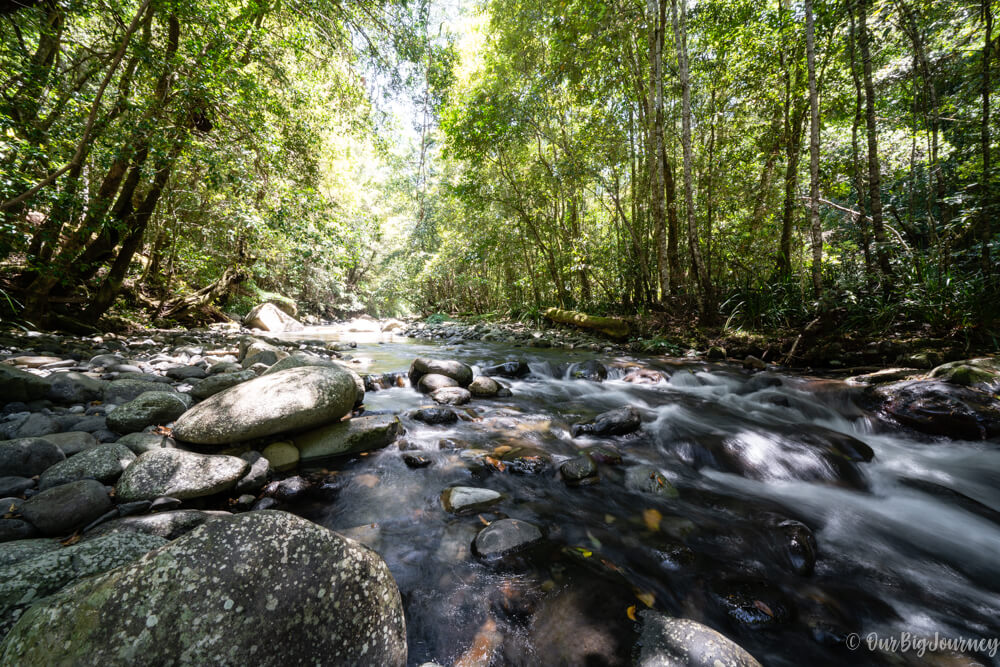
[278,327,1000,666]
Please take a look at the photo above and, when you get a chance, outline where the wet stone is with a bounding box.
[636,612,762,667]
[560,455,598,485]
[624,465,678,498]
[441,486,502,514]
[482,360,531,378]
[431,387,472,406]
[474,518,543,559]
[571,406,641,438]
[403,453,432,468]
[411,407,458,425]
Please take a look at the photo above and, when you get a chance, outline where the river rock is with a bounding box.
[172,366,359,445]
[441,486,502,514]
[625,465,678,497]
[114,432,176,455]
[0,511,406,666]
[106,391,190,434]
[164,365,207,381]
[0,438,64,477]
[636,612,762,667]
[235,451,269,493]
[262,354,335,376]
[468,376,501,397]
[929,358,1000,392]
[46,372,105,404]
[38,443,135,490]
[262,441,299,471]
[0,531,167,636]
[244,302,304,333]
[0,364,49,403]
[482,361,530,378]
[188,370,256,399]
[295,415,402,462]
[240,340,284,368]
[115,449,249,502]
[0,477,33,497]
[417,373,459,393]
[0,539,60,569]
[411,407,458,425]
[571,406,641,437]
[568,360,608,382]
[474,518,543,559]
[20,480,112,536]
[39,431,98,457]
[103,379,174,405]
[881,380,1000,440]
[409,357,473,387]
[560,455,598,485]
[11,413,57,439]
[431,387,472,406]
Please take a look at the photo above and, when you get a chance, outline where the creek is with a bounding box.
[270,327,1000,666]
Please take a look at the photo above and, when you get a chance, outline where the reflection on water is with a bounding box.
[283,327,1000,666]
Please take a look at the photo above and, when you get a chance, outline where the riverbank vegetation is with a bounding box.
[1,0,998,349]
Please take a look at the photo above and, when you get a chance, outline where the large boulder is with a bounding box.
[0,512,406,666]
[115,449,249,502]
[635,612,762,667]
[106,391,191,434]
[38,443,135,490]
[0,365,49,403]
[295,415,403,463]
[928,358,1000,392]
[0,531,167,635]
[172,366,359,446]
[409,357,473,387]
[0,438,64,477]
[244,302,304,333]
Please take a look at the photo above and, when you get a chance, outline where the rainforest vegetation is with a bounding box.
[0,0,997,344]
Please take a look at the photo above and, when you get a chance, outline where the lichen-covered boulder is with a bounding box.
[0,438,64,477]
[38,443,135,490]
[0,531,167,636]
[19,480,112,536]
[172,366,359,445]
[0,511,406,666]
[115,449,248,502]
[106,392,191,435]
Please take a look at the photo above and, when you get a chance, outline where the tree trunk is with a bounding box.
[859,0,892,280]
[779,102,805,278]
[806,0,823,296]
[849,6,873,279]
[670,0,711,315]
[981,0,993,277]
[648,0,669,301]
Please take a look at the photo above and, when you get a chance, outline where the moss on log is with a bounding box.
[543,308,630,339]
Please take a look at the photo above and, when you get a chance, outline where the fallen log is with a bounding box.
[543,307,630,339]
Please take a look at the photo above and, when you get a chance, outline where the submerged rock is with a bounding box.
[482,361,530,379]
[560,455,598,485]
[411,407,458,425]
[0,511,407,666]
[568,359,608,382]
[172,366,359,445]
[115,449,249,502]
[636,612,762,667]
[295,414,403,462]
[441,486,502,514]
[624,465,678,498]
[474,518,543,559]
[571,406,641,437]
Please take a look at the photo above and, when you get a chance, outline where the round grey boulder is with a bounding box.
[0,511,406,666]
[172,366,360,446]
[441,486,502,514]
[468,376,501,397]
[188,370,256,400]
[115,449,249,502]
[20,479,112,536]
[107,391,191,434]
[417,373,459,393]
[635,612,762,667]
[409,357,473,387]
[38,443,136,490]
[39,431,98,457]
[431,387,472,406]
[46,372,106,404]
[103,379,175,405]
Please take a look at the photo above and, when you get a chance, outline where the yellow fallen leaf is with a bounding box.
[636,591,655,607]
[643,508,662,532]
[604,514,616,524]
[626,605,638,621]
[355,474,379,488]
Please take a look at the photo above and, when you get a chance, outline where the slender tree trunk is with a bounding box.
[664,159,682,290]
[779,103,805,277]
[981,0,994,277]
[806,0,823,296]
[670,0,711,315]
[648,0,669,301]
[859,0,892,280]
[848,6,873,279]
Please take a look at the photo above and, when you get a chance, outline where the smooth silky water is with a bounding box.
[276,327,1000,666]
